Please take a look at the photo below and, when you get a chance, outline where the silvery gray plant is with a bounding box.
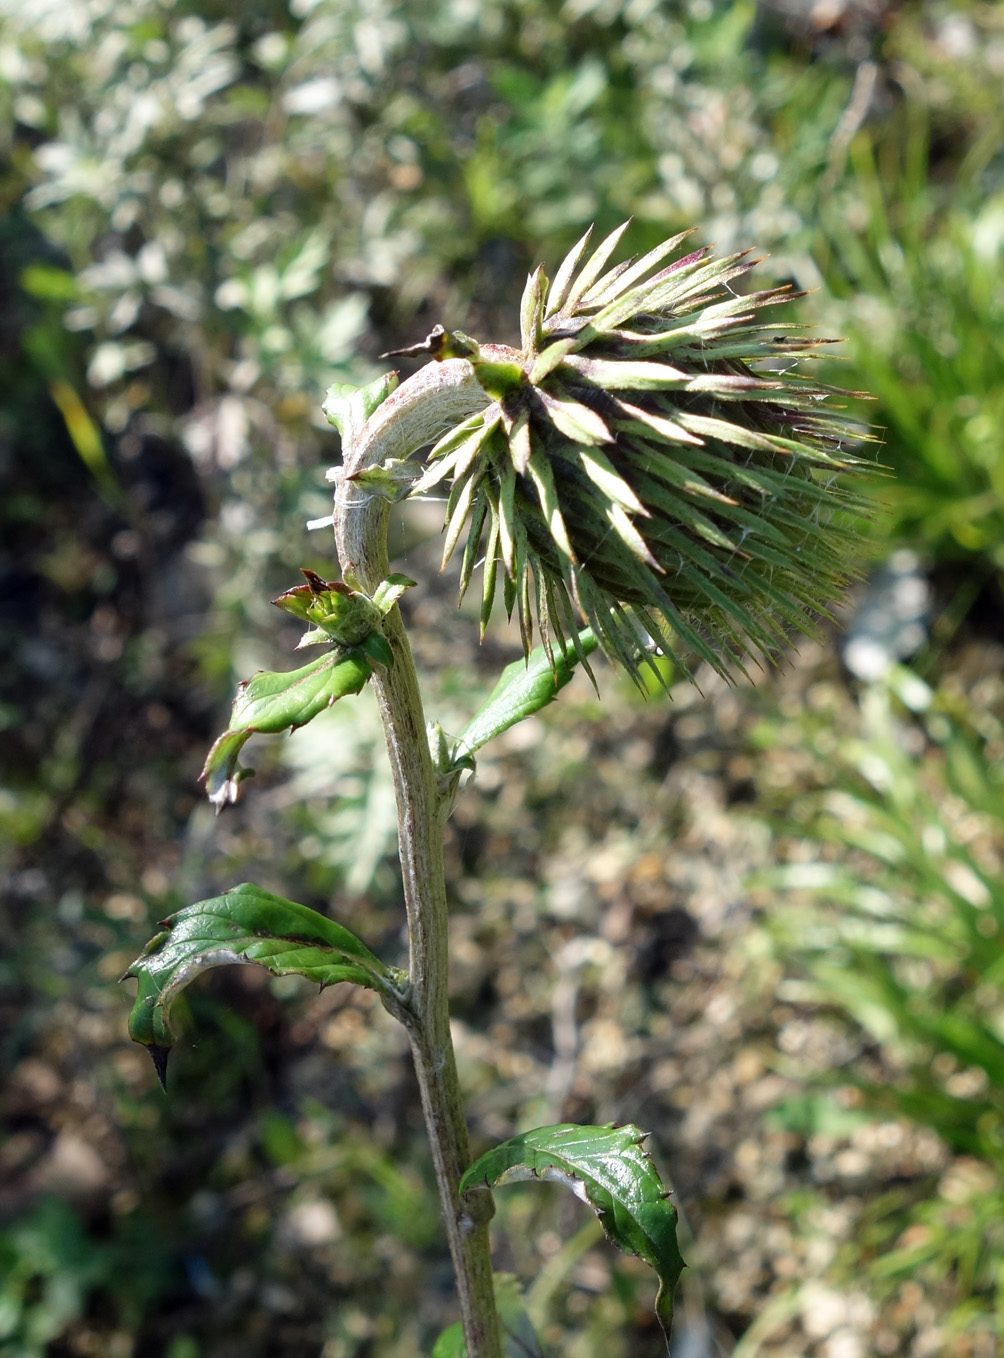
[124,225,871,1357]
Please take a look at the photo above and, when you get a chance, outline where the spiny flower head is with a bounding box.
[406,223,873,685]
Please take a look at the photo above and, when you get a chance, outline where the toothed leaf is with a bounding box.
[124,884,395,1070]
[201,650,372,810]
[460,1122,684,1343]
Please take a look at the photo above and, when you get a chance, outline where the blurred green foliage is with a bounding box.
[2,0,1004,1354]
[819,133,1004,576]
[754,669,1004,1349]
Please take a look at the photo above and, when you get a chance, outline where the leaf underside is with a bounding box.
[460,1123,684,1345]
[201,649,373,810]
[124,883,393,1085]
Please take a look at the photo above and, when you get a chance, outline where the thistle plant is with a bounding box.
[123,225,870,1356]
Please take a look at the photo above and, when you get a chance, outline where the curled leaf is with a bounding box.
[123,883,396,1085]
[201,649,373,810]
[460,1122,684,1345]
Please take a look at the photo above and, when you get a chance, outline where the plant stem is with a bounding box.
[334,360,503,1358]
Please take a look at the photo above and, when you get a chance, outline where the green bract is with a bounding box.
[409,223,873,684]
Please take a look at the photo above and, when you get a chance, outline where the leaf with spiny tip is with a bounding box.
[458,494,489,604]
[124,883,395,1062]
[526,448,576,563]
[560,354,689,390]
[147,1044,171,1091]
[529,337,577,386]
[380,324,479,361]
[590,250,754,335]
[457,629,598,756]
[480,513,500,640]
[460,1122,684,1346]
[607,502,661,568]
[573,446,648,516]
[442,469,483,569]
[409,448,464,497]
[429,408,492,461]
[682,373,782,399]
[583,229,696,307]
[201,650,373,811]
[497,466,518,576]
[612,398,704,446]
[507,404,532,475]
[513,528,533,654]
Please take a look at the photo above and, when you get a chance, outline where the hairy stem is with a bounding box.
[334,359,503,1358]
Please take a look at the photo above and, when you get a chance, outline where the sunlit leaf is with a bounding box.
[322,371,398,441]
[201,649,373,810]
[124,883,396,1086]
[460,1123,684,1342]
[458,631,598,757]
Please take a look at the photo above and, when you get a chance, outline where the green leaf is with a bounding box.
[432,1275,545,1358]
[472,357,526,401]
[560,355,689,391]
[231,649,372,731]
[572,446,647,515]
[545,225,594,317]
[583,229,695,308]
[201,649,373,810]
[560,220,631,314]
[526,450,575,563]
[346,456,421,502]
[123,883,395,1086]
[371,573,416,615]
[431,1325,465,1358]
[529,336,577,386]
[458,631,598,757]
[322,371,398,441]
[460,1123,684,1344]
[360,631,394,669]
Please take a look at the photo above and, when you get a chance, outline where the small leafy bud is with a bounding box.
[201,572,413,810]
[322,372,399,442]
[273,569,382,648]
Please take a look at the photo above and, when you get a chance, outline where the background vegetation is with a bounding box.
[1,1,1002,1354]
